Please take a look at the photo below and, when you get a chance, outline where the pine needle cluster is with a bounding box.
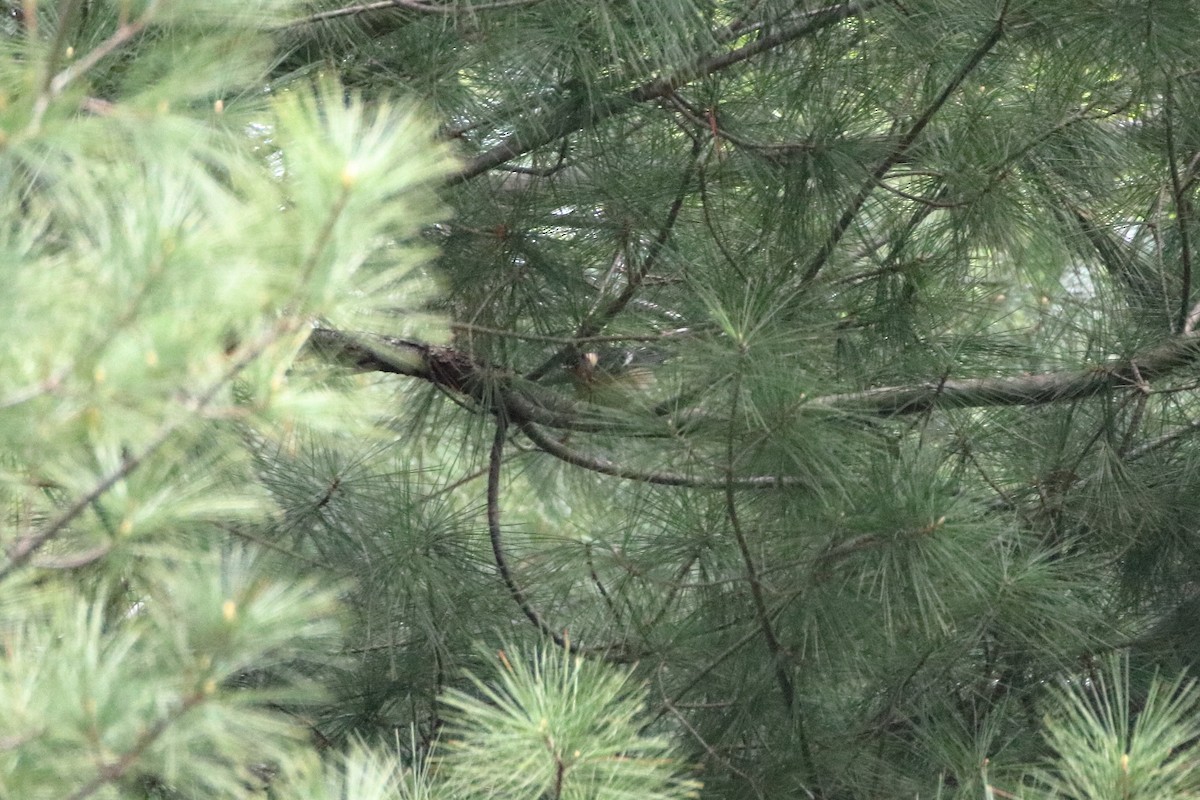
[7,1,1200,798]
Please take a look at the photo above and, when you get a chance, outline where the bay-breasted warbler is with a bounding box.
[572,348,664,405]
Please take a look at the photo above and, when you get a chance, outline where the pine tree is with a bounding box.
[7,1,1200,798]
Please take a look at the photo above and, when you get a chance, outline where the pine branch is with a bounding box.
[487,417,571,649]
[649,599,793,727]
[584,542,621,625]
[66,689,207,800]
[517,418,809,489]
[1164,74,1196,334]
[276,0,545,29]
[1124,413,1200,461]
[723,366,819,789]
[308,327,651,433]
[798,7,1009,284]
[448,1,880,184]
[811,334,1200,414]
[313,327,1200,421]
[578,137,701,339]
[726,485,794,706]
[485,419,646,662]
[29,6,151,134]
[0,327,284,583]
[656,672,766,799]
[524,139,702,382]
[451,321,690,345]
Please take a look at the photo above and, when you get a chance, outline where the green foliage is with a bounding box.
[437,646,698,800]
[0,551,340,797]
[8,0,1200,798]
[0,1,459,796]
[1023,658,1200,800]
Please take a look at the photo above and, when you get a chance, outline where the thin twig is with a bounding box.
[697,154,751,282]
[276,0,543,29]
[798,9,1007,285]
[417,453,526,504]
[1117,361,1151,458]
[1164,74,1196,334]
[486,416,572,649]
[28,12,151,133]
[641,552,699,631]
[0,371,66,410]
[722,367,818,786]
[585,542,621,624]
[1124,414,1200,462]
[656,670,766,800]
[647,601,788,728]
[872,176,964,208]
[723,369,793,702]
[524,140,702,382]
[451,321,692,345]
[516,418,809,489]
[584,138,702,335]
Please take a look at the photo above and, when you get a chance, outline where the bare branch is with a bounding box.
[1164,74,1197,333]
[810,335,1200,415]
[516,419,810,489]
[487,417,571,648]
[312,327,1200,425]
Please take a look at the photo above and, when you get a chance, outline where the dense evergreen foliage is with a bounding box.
[5,1,1200,798]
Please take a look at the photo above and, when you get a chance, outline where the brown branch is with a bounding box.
[312,327,1200,423]
[1164,74,1196,334]
[309,335,825,491]
[516,418,809,489]
[809,335,1200,415]
[486,417,571,649]
[308,327,668,433]
[449,1,878,184]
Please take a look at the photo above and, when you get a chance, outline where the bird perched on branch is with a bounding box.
[572,347,665,405]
